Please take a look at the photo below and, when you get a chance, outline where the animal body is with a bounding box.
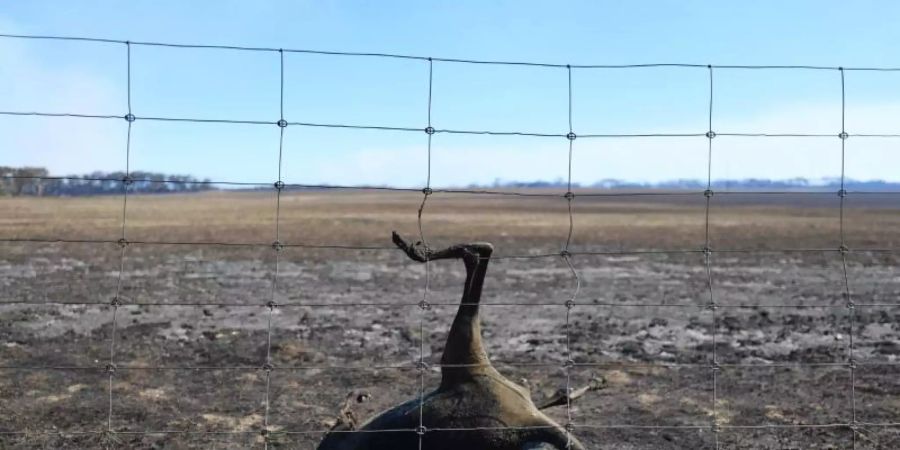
[316,232,584,450]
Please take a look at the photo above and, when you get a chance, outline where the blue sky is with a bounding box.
[1,1,899,188]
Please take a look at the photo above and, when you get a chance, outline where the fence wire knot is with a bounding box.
[124,113,136,123]
[277,119,288,128]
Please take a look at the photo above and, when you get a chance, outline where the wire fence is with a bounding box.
[1,33,899,449]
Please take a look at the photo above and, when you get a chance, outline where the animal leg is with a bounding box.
[392,231,493,263]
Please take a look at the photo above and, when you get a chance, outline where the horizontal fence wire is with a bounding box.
[1,32,899,448]
[1,295,899,308]
[3,32,900,71]
[1,238,899,257]
[3,174,900,198]
[5,421,899,436]
[3,110,900,140]
[3,361,900,371]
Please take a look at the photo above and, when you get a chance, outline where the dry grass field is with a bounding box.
[1,189,899,449]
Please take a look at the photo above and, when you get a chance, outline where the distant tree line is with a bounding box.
[3,166,898,196]
[0,166,214,196]
[476,177,900,191]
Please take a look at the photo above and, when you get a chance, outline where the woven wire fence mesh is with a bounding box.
[1,33,900,449]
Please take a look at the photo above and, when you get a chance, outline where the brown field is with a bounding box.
[1,190,899,449]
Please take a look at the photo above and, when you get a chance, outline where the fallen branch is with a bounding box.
[538,376,606,411]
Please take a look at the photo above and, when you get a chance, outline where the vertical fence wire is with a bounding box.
[105,40,134,447]
[562,64,580,447]
[416,57,436,448]
[261,47,288,449]
[838,66,859,448]
[703,64,721,448]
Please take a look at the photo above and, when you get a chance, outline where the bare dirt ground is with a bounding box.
[1,190,898,449]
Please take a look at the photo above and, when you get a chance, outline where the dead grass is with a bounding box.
[0,189,898,252]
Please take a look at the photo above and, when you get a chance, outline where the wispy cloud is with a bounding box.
[0,20,125,174]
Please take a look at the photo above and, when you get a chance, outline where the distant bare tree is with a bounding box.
[0,166,215,196]
[10,167,49,196]
[0,166,13,195]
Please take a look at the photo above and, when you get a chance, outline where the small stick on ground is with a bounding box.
[538,376,607,411]
[325,391,371,431]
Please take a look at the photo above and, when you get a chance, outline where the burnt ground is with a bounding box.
[0,191,899,449]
